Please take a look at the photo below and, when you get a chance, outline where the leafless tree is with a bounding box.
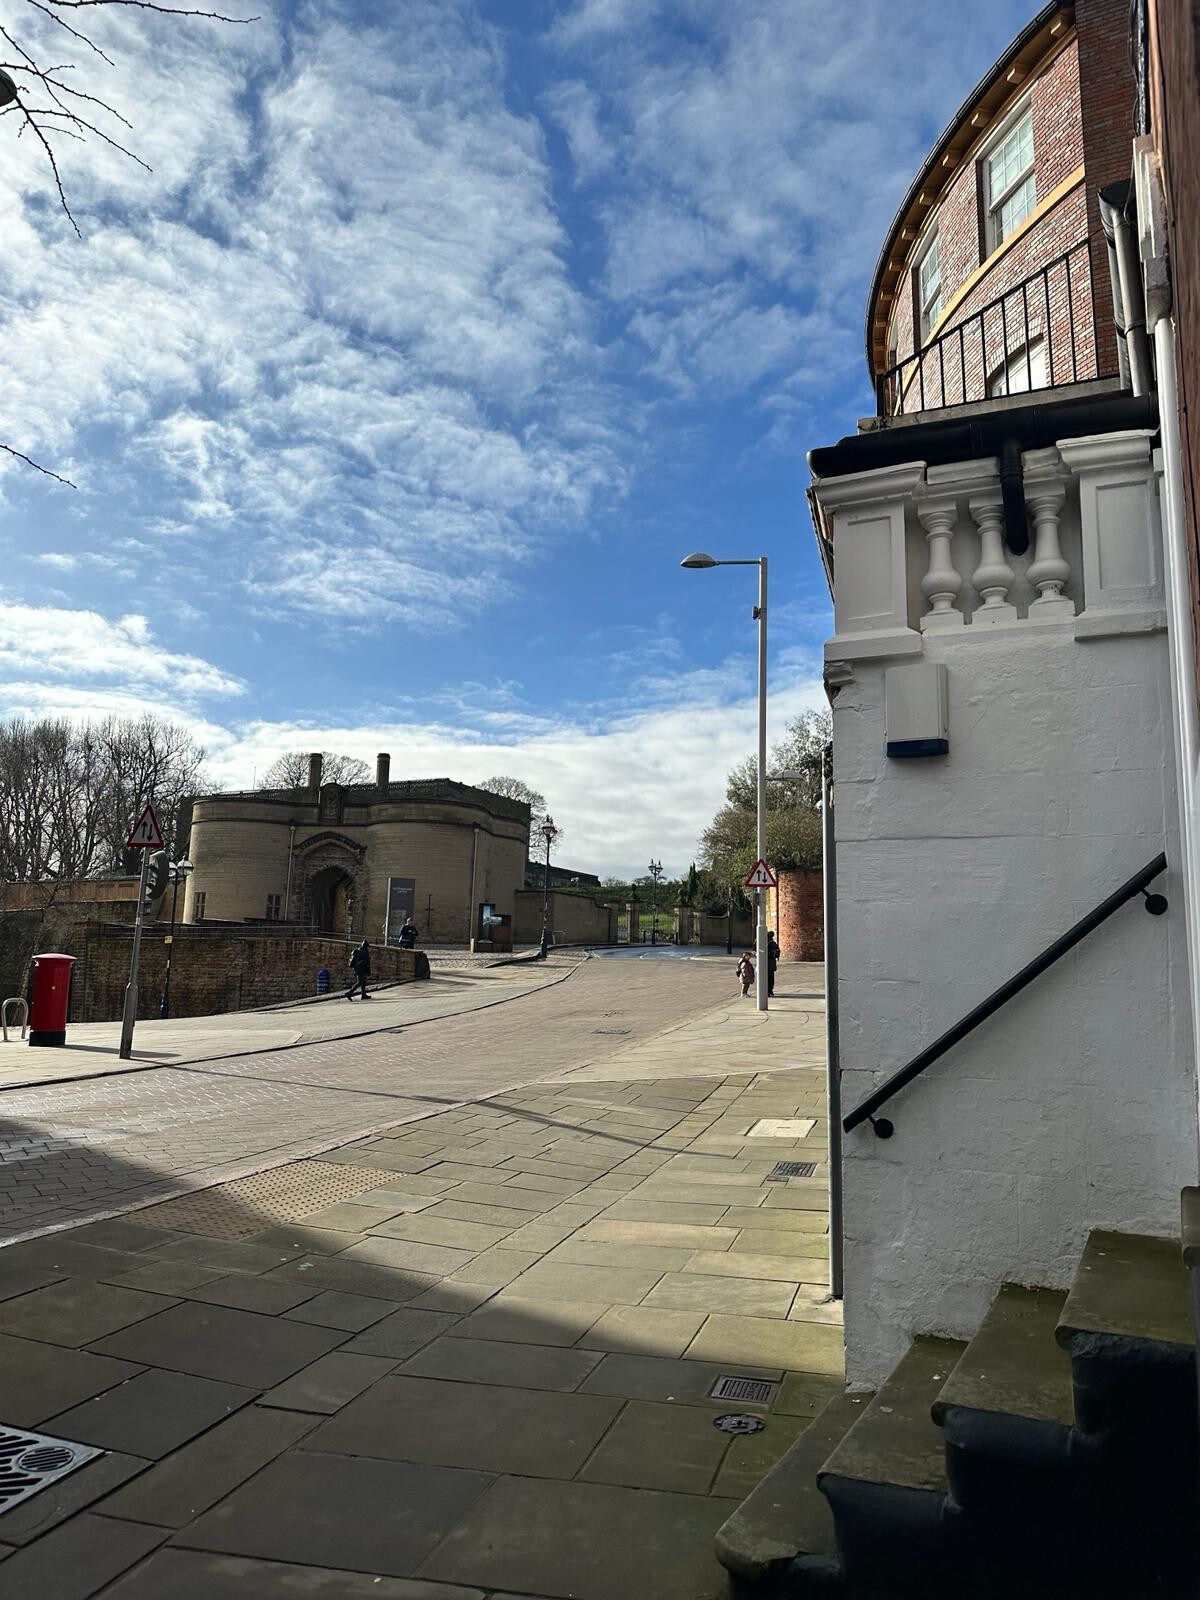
[0,713,206,883]
[259,751,371,790]
[1,0,252,483]
[478,775,565,851]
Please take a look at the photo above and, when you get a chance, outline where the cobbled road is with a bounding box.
[0,955,728,1242]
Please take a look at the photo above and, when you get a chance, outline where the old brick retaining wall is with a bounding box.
[513,890,617,947]
[777,869,824,962]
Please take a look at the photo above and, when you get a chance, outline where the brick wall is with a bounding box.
[880,7,1134,415]
[0,900,138,1011]
[74,928,429,1022]
[512,890,617,947]
[777,869,824,962]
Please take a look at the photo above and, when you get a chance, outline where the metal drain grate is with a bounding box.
[0,1426,101,1515]
[592,1028,630,1036]
[766,1160,817,1181]
[709,1375,777,1405]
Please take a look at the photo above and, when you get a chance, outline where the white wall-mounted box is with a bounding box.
[884,661,949,758]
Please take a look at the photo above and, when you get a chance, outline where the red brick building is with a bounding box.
[868,1,1132,416]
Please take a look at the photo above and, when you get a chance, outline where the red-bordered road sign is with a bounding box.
[744,858,778,889]
[125,803,165,850]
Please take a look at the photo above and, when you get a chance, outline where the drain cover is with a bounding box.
[0,1426,101,1515]
[710,1375,777,1404]
[767,1161,817,1181]
[592,1028,630,1036]
[714,1413,766,1435]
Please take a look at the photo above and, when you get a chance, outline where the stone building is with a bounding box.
[183,754,530,947]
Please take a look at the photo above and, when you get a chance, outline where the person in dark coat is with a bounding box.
[767,930,780,996]
[346,939,371,1000]
[397,916,418,949]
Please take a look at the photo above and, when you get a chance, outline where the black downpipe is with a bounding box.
[999,437,1029,555]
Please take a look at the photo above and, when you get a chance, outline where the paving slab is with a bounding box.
[0,1332,144,1428]
[577,1305,707,1358]
[141,1236,299,1274]
[367,1214,515,1252]
[644,1273,797,1318]
[540,1238,694,1272]
[710,1411,811,1498]
[298,1202,410,1231]
[249,1225,368,1257]
[447,1293,608,1347]
[407,1282,494,1313]
[432,1199,542,1230]
[418,1474,736,1600]
[187,1276,320,1315]
[0,1513,165,1600]
[580,1219,738,1250]
[265,1256,439,1302]
[685,1312,845,1374]
[46,1367,254,1458]
[444,1248,545,1289]
[102,1260,227,1295]
[499,1261,664,1306]
[337,1237,480,1277]
[283,1290,396,1332]
[770,1370,845,1417]
[685,1249,826,1282]
[89,1301,346,1388]
[399,1335,602,1392]
[261,1352,397,1413]
[100,1549,488,1598]
[578,1399,730,1493]
[0,1278,174,1347]
[98,1405,319,1528]
[445,1182,553,1212]
[339,1307,460,1359]
[305,1374,622,1477]
[178,1451,493,1577]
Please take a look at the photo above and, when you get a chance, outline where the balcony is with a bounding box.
[874,240,1122,420]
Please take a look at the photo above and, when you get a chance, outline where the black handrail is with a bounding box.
[843,853,1168,1138]
[874,238,1112,417]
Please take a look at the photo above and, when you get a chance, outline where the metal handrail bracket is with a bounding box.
[844,852,1168,1137]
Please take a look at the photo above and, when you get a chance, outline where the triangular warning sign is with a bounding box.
[744,858,778,889]
[125,803,165,850]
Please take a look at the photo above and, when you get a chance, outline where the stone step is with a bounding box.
[1056,1229,1196,1449]
[714,1390,872,1592]
[933,1284,1074,1506]
[818,1337,965,1595]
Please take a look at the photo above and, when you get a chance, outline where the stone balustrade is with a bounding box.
[815,428,1163,664]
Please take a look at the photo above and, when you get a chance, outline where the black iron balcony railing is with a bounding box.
[843,853,1168,1138]
[875,239,1116,418]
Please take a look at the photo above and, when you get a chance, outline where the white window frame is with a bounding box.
[916,228,942,345]
[982,101,1036,252]
[987,335,1048,398]
[193,891,206,923]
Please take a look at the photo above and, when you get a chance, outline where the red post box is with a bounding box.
[28,953,76,1047]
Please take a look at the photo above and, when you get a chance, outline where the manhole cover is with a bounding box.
[767,1161,817,1181]
[0,1426,101,1515]
[713,1414,766,1436]
[710,1375,777,1404]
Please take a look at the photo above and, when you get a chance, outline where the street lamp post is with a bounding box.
[158,859,193,1019]
[538,815,558,959]
[648,859,663,945]
[681,550,769,1011]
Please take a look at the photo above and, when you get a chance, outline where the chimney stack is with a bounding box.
[307,752,323,791]
[376,752,391,792]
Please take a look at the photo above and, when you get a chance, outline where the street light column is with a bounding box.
[755,557,768,1012]
[538,816,557,959]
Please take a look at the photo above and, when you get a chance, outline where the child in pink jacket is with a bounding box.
[736,953,755,996]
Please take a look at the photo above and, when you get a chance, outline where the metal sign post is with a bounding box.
[118,803,164,1060]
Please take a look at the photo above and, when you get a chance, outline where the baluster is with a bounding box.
[1025,454,1074,618]
[968,490,1017,624]
[917,494,964,630]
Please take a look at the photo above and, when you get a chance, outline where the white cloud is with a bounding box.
[0,1,629,631]
[0,603,245,703]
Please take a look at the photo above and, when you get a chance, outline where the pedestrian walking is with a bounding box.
[736,952,755,997]
[397,916,418,950]
[346,938,371,1000]
[767,930,780,996]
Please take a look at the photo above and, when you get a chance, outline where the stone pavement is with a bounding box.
[0,968,835,1599]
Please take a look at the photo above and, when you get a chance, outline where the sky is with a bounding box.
[0,0,1033,878]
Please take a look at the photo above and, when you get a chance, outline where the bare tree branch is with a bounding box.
[0,444,76,486]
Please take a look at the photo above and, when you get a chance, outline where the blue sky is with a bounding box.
[0,0,1031,876]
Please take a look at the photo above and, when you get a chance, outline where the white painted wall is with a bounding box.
[819,440,1199,1385]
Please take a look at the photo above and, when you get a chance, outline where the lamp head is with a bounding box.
[0,70,17,109]
[680,552,718,569]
